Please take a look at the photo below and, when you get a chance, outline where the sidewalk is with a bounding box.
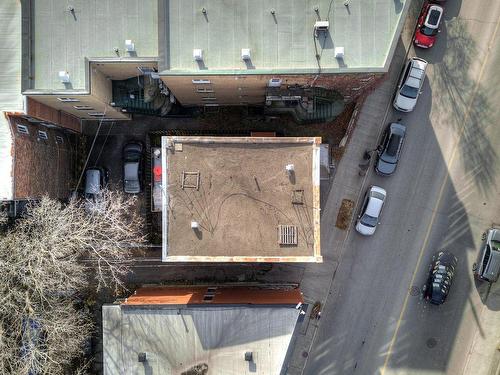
[462,282,500,375]
[284,1,423,373]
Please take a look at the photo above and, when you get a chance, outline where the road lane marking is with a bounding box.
[380,12,500,375]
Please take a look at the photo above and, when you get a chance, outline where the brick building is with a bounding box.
[0,114,78,216]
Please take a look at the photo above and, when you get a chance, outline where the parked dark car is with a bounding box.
[123,142,143,194]
[473,228,500,283]
[423,251,457,305]
[375,122,406,176]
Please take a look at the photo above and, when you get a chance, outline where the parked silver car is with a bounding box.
[123,142,143,194]
[473,228,500,283]
[84,167,109,212]
[355,185,387,236]
[393,57,428,112]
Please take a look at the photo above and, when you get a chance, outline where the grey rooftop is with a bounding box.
[162,0,409,74]
[103,304,299,374]
[25,0,158,91]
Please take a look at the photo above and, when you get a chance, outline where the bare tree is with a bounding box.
[0,190,145,374]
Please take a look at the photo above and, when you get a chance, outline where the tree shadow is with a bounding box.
[432,18,497,196]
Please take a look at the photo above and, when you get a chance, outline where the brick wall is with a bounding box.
[9,115,77,200]
[27,97,82,133]
[275,72,387,102]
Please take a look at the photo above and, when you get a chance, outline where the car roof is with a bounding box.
[406,64,426,87]
[484,248,500,280]
[85,169,101,194]
[424,5,443,29]
[124,162,139,180]
[366,199,382,217]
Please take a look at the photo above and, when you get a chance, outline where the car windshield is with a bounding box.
[400,84,419,99]
[491,239,500,250]
[381,135,401,163]
[124,152,140,162]
[420,25,438,36]
[360,213,378,228]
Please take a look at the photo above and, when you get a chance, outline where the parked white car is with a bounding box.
[393,57,428,112]
[355,185,387,236]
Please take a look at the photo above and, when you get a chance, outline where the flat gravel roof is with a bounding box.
[161,137,322,262]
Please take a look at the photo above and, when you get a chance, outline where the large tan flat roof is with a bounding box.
[161,136,322,262]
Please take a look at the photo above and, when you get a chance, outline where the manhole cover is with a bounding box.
[426,338,437,348]
[409,286,420,296]
[302,351,309,358]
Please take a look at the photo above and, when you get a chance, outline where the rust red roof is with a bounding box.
[124,286,303,306]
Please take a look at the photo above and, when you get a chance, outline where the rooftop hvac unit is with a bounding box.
[241,48,251,60]
[58,71,70,83]
[335,46,345,59]
[314,21,329,36]
[193,49,203,61]
[125,39,135,52]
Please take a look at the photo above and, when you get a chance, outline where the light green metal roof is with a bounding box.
[162,0,409,75]
[0,0,23,201]
[28,0,159,91]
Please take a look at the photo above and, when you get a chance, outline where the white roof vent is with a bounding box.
[193,49,203,61]
[314,21,329,37]
[268,78,282,87]
[241,48,251,60]
[335,47,345,59]
[285,164,295,173]
[191,221,200,229]
[58,71,70,83]
[125,39,135,52]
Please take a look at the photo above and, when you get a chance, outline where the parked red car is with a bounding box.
[414,2,444,48]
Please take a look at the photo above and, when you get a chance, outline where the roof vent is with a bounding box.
[314,21,329,37]
[138,352,147,362]
[278,225,298,245]
[268,78,282,87]
[58,71,70,83]
[245,352,253,362]
[193,49,204,61]
[125,39,135,52]
[335,47,345,59]
[241,48,251,60]
[191,221,200,229]
[285,164,295,173]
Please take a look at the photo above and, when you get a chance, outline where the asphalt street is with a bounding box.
[303,0,500,374]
